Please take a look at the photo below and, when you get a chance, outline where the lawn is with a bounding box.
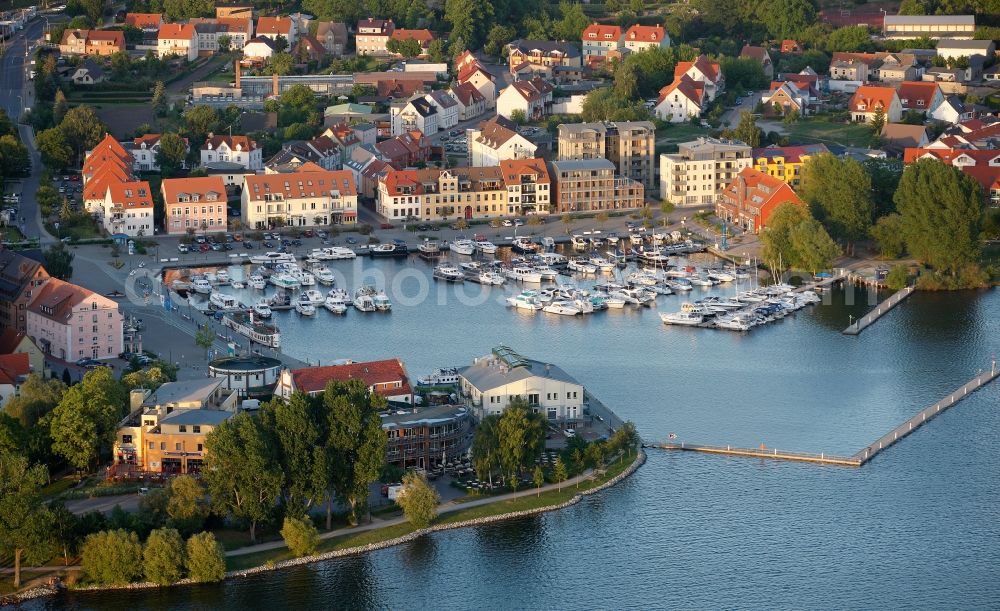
[0,226,25,242]
[45,219,103,241]
[782,118,873,148]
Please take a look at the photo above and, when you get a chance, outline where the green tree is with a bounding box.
[323,380,388,525]
[204,412,282,542]
[166,475,209,536]
[217,34,231,53]
[789,218,840,275]
[510,109,527,125]
[151,81,168,117]
[720,57,767,93]
[730,111,761,148]
[81,529,144,586]
[870,213,906,259]
[143,528,186,585]
[0,135,29,178]
[471,413,501,486]
[49,501,81,566]
[53,89,69,124]
[552,0,590,40]
[272,34,289,53]
[269,52,294,76]
[660,200,675,227]
[868,106,886,148]
[613,61,639,101]
[445,0,494,53]
[0,452,53,589]
[894,159,983,276]
[36,127,74,169]
[427,39,446,63]
[496,398,545,489]
[386,37,423,58]
[185,532,225,582]
[156,132,188,177]
[585,441,606,469]
[885,264,911,290]
[553,457,568,491]
[280,516,319,557]
[121,366,172,393]
[59,105,106,164]
[43,242,75,280]
[194,324,214,357]
[825,26,875,53]
[760,202,810,275]
[755,0,817,40]
[863,158,903,217]
[533,465,545,496]
[397,471,440,528]
[4,374,65,428]
[799,154,873,254]
[182,105,219,141]
[263,392,327,519]
[484,24,517,57]
[49,367,127,473]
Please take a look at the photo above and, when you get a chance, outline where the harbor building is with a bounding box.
[383,404,473,470]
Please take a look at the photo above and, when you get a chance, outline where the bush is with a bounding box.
[143,528,186,585]
[81,529,144,585]
[280,516,319,557]
[185,532,226,583]
[397,471,440,529]
[885,264,910,291]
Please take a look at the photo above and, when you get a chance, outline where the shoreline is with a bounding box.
[3,450,646,605]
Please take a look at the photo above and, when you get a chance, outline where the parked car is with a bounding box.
[198,244,210,252]
[263,241,274,248]
[302,229,314,238]
[211,243,223,251]
[223,243,233,251]
[177,243,189,253]
[243,241,254,249]
[380,223,394,229]
[346,236,357,245]
[316,230,327,238]
[502,219,513,227]
[75,357,93,366]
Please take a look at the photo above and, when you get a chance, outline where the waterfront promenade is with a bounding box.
[843,286,914,335]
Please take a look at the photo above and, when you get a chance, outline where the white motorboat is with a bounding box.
[353,287,376,312]
[543,300,581,316]
[460,261,481,272]
[250,252,296,265]
[314,246,356,260]
[622,287,656,306]
[659,311,705,326]
[313,266,335,285]
[573,298,594,314]
[323,290,349,315]
[372,290,391,311]
[638,250,670,266]
[533,266,559,281]
[706,270,735,283]
[301,289,325,306]
[252,299,272,319]
[627,271,659,286]
[215,270,230,284]
[668,278,693,292]
[507,266,543,283]
[295,296,317,316]
[478,270,505,285]
[203,272,216,284]
[630,233,645,246]
[715,315,753,331]
[248,274,267,290]
[270,273,299,290]
[209,292,239,311]
[191,276,212,294]
[449,239,476,255]
[588,256,615,272]
[537,252,567,268]
[475,240,497,254]
[231,281,245,289]
[570,235,588,250]
[506,290,543,310]
[602,294,626,309]
[299,272,316,287]
[433,265,464,282]
[689,276,715,287]
[418,368,461,386]
[568,258,597,274]
[418,240,441,258]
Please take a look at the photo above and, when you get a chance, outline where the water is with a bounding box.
[50,256,1000,609]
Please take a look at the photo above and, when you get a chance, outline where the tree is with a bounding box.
[49,367,127,473]
[217,34,232,53]
[613,61,639,101]
[81,529,144,586]
[43,242,74,280]
[36,127,74,169]
[868,106,886,148]
[660,200,675,227]
[720,57,767,94]
[863,158,904,218]
[553,457,568,491]
[885,264,911,290]
[269,52,294,76]
[472,414,501,486]
[789,218,840,276]
[386,37,423,58]
[186,532,225,582]
[194,324,214,357]
[427,39,446,63]
[280,516,318,557]
[49,501,81,567]
[799,154,873,254]
[204,412,282,542]
[143,528,186,585]
[731,111,761,147]
[151,81,168,117]
[760,203,810,275]
[496,399,545,489]
[484,24,517,57]
[894,159,983,276]
[166,475,209,536]
[553,0,590,40]
[0,452,52,589]
[870,213,906,259]
[533,465,545,496]
[561,213,572,234]
[825,26,875,53]
[59,105,106,164]
[121,366,172,393]
[53,89,69,125]
[0,134,29,178]
[572,448,584,487]
[182,105,219,141]
[510,109,527,125]
[445,0,494,54]
[264,393,327,519]
[4,374,65,428]
[323,380,388,526]
[397,471,440,528]
[156,132,188,177]
[755,0,817,40]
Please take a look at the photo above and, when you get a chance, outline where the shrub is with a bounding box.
[280,516,319,558]
[397,471,440,529]
[81,529,144,585]
[143,528,186,585]
[185,532,226,583]
[885,264,910,291]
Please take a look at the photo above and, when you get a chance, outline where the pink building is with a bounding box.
[161,176,229,235]
[26,278,123,361]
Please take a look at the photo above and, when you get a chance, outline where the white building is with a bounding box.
[467,116,537,167]
[157,24,198,61]
[390,96,438,137]
[200,134,263,171]
[623,24,670,53]
[496,78,553,121]
[458,346,585,423]
[125,134,189,173]
[654,76,706,123]
[424,90,459,130]
[659,138,752,206]
[450,82,487,121]
[241,164,358,229]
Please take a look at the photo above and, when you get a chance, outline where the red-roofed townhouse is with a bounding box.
[158,23,198,61]
[276,358,413,404]
[581,23,623,63]
[162,176,228,235]
[389,29,434,57]
[896,81,944,116]
[903,148,1000,206]
[849,85,902,123]
[200,134,263,171]
[0,328,45,377]
[0,352,30,407]
[655,75,706,123]
[59,29,125,56]
[674,55,724,101]
[624,24,670,53]
[500,158,552,215]
[715,167,806,232]
[496,77,554,121]
[256,16,297,46]
[241,165,357,229]
[457,61,497,109]
[449,82,486,121]
[26,278,123,362]
[98,180,154,236]
[374,130,431,169]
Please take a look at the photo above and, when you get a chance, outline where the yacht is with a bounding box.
[222,312,280,348]
[324,289,349,315]
[209,292,238,311]
[507,266,543,283]
[433,265,465,282]
[268,290,293,310]
[299,272,316,287]
[668,278,693,292]
[506,290,543,310]
[601,294,626,309]
[418,368,461,386]
[478,270,505,285]
[706,270,735,283]
[659,310,705,326]
[295,295,317,316]
[250,252,296,265]
[231,281,245,289]
[191,276,212,295]
[627,271,659,286]
[475,240,498,254]
[511,237,539,254]
[252,299,272,319]
[353,287,376,312]
[313,267,335,285]
[533,266,559,281]
[418,240,442,259]
[460,261,481,272]
[215,270,230,285]
[567,258,597,274]
[537,252,568,268]
[300,289,325,305]
[372,290,392,311]
[248,274,267,290]
[588,256,615,273]
[689,275,715,287]
[638,250,670,267]
[543,300,582,316]
[570,235,588,250]
[270,273,299,290]
[542,236,556,251]
[369,242,408,257]
[715,315,753,331]
[449,239,476,255]
[311,246,356,260]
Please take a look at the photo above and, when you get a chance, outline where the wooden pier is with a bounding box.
[842,286,914,335]
[852,364,999,465]
[647,361,999,468]
[793,271,849,293]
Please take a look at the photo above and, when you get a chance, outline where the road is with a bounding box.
[64,492,141,515]
[720,89,762,129]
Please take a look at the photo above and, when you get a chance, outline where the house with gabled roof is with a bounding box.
[161,176,228,235]
[158,24,198,61]
[880,123,929,157]
[355,18,394,56]
[315,21,348,57]
[26,278,123,362]
[655,75,705,122]
[241,165,358,228]
[0,351,30,407]
[95,180,154,236]
[0,250,49,334]
[423,90,459,129]
[200,134,263,171]
[674,55,723,101]
[740,45,773,80]
[449,82,486,121]
[497,77,554,121]
[390,95,438,137]
[715,167,805,232]
[581,23,623,64]
[125,133,189,172]
[903,147,1000,206]
[71,58,105,85]
[374,130,431,169]
[506,39,582,76]
[256,16,296,45]
[59,29,124,56]
[467,115,537,167]
[377,166,508,221]
[0,329,45,378]
[849,85,902,123]
[457,61,497,109]
[895,81,943,116]
[624,24,669,53]
[500,158,552,215]
[276,358,412,403]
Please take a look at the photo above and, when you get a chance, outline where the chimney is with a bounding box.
[234,60,241,88]
[272,73,279,97]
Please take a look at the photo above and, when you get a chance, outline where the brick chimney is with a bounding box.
[272,73,279,97]
[234,60,241,89]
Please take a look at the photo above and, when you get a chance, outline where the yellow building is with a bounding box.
[750,144,829,188]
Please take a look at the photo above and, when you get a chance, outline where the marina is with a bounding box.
[842,286,915,335]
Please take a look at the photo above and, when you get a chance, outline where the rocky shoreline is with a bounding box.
[2,451,645,606]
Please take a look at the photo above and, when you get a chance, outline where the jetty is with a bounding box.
[842,286,914,335]
[648,360,999,468]
[793,271,848,293]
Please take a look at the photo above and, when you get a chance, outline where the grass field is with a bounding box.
[782,118,873,148]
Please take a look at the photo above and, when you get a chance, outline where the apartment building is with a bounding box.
[26,278,123,362]
[581,24,623,63]
[549,158,645,213]
[659,137,753,206]
[383,403,472,469]
[623,24,670,53]
[157,24,197,60]
[0,250,49,334]
[506,39,582,75]
[97,181,155,237]
[750,144,829,187]
[500,158,552,215]
[200,134,263,171]
[377,166,507,221]
[557,121,656,192]
[241,164,358,229]
[356,18,394,55]
[389,96,438,137]
[162,176,229,235]
[58,29,124,56]
[715,167,805,232]
[467,115,537,167]
[496,78,554,121]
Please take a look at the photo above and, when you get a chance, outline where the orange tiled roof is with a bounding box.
[658,74,705,105]
[256,16,292,35]
[125,13,162,29]
[244,168,356,201]
[290,359,410,398]
[674,55,720,83]
[106,180,154,209]
[158,24,196,40]
[624,24,666,42]
[582,23,621,40]
[896,81,940,111]
[499,158,551,186]
[28,278,106,323]
[161,176,227,203]
[849,85,897,113]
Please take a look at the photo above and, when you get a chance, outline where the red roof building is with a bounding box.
[903,148,1000,206]
[715,168,805,232]
[277,359,413,403]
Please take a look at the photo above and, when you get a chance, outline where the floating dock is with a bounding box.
[647,442,860,467]
[842,286,914,335]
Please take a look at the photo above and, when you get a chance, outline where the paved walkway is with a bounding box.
[226,466,603,557]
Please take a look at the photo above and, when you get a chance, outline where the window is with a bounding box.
[160,442,166,450]
[122,434,132,444]
[148,441,154,449]
[179,425,187,433]
[175,443,182,451]
[197,444,203,452]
